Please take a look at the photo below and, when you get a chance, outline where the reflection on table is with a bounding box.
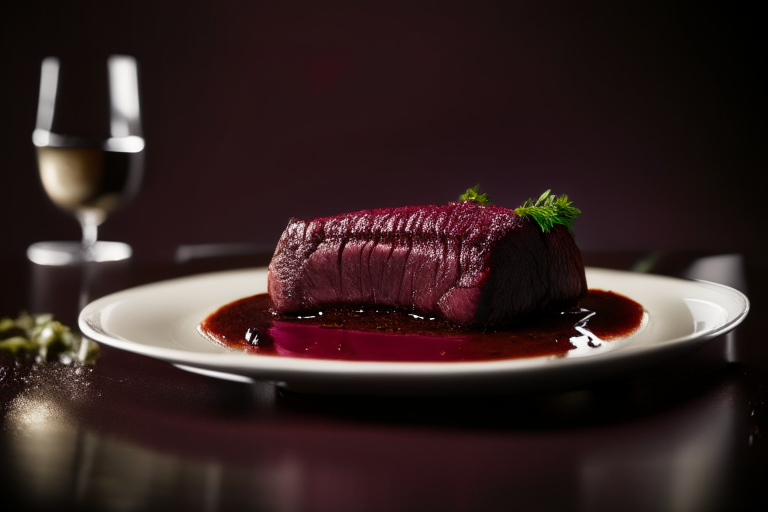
[0,250,764,512]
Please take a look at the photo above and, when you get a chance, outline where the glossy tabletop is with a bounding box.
[1,250,765,512]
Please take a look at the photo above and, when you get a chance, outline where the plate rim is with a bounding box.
[78,266,750,384]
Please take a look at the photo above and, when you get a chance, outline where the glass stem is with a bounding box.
[76,209,105,262]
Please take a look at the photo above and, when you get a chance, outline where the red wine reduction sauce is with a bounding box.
[199,290,644,363]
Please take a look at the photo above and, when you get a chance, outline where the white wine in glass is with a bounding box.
[28,55,144,265]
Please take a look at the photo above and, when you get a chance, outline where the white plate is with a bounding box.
[79,267,749,396]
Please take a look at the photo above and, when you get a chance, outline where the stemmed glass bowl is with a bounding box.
[28,55,144,265]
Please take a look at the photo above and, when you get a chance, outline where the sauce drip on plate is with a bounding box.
[199,290,644,363]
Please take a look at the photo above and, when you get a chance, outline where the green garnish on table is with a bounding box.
[0,312,98,364]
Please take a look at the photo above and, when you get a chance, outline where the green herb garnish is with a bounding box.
[514,189,581,233]
[0,312,99,364]
[459,185,492,206]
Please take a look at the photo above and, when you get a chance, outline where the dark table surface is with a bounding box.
[1,249,766,512]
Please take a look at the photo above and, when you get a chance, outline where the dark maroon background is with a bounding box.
[1,1,764,261]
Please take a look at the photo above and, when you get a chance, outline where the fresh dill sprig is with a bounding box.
[514,189,581,233]
[459,185,492,206]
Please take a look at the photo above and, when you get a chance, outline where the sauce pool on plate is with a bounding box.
[198,290,645,363]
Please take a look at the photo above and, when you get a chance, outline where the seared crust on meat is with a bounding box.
[268,202,587,327]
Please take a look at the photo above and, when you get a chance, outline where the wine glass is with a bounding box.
[28,55,144,265]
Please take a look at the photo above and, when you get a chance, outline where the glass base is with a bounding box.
[27,241,132,266]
